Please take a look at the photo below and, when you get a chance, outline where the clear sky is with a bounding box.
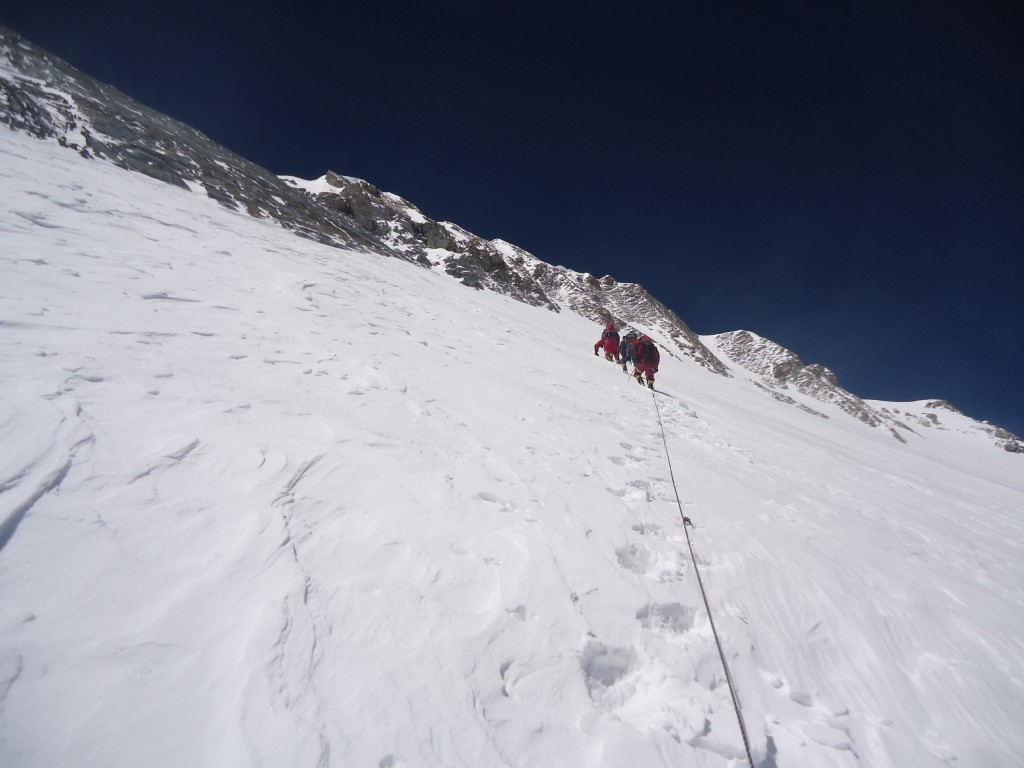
[3,0,1022,438]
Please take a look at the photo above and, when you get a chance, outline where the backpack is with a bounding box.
[637,338,659,364]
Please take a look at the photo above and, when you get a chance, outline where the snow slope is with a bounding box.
[1,129,1022,768]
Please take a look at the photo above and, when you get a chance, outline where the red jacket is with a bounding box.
[595,329,619,353]
[635,337,660,369]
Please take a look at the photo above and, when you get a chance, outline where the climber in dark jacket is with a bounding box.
[618,331,638,372]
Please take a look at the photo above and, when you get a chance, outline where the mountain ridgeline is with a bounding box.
[1,26,1018,452]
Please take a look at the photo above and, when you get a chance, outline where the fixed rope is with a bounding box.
[650,390,756,768]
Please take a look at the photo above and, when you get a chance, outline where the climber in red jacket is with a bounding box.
[594,322,620,362]
[633,334,660,389]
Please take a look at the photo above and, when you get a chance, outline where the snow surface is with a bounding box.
[1,128,1023,768]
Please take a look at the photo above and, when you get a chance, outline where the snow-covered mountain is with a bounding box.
[2,27,1023,768]
[279,172,729,376]
[3,26,1017,452]
[710,330,1022,450]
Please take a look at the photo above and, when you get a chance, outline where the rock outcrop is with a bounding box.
[0,27,389,255]
[710,331,1021,449]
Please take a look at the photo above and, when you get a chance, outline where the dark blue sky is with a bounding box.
[4,1,1022,438]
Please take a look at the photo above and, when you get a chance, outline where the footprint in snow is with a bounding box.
[632,522,664,538]
[581,641,635,699]
[616,542,654,575]
[474,491,521,515]
[616,542,687,582]
[636,602,696,635]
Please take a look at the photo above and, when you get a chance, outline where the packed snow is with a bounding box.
[1,129,1023,768]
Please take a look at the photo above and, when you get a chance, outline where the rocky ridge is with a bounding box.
[1,26,1017,451]
[0,27,389,255]
[709,331,1022,452]
[281,173,729,375]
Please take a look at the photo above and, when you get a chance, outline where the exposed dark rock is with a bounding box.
[0,27,390,256]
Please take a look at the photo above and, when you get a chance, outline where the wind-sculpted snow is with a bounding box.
[2,129,1023,768]
[0,385,92,552]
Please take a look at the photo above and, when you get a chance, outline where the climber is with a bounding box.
[594,322,620,362]
[618,330,638,372]
[633,334,660,389]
